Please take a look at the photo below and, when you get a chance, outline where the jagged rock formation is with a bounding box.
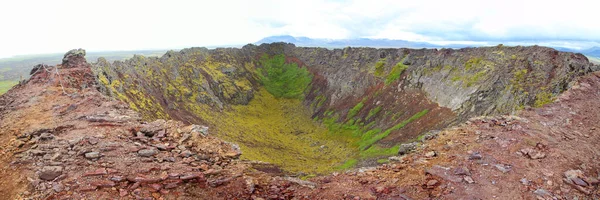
[93,43,597,173]
[0,48,599,199]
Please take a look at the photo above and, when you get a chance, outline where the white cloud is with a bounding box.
[0,0,599,58]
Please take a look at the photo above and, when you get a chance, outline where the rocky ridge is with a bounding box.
[93,43,597,172]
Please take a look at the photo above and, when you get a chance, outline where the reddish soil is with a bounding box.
[0,56,599,199]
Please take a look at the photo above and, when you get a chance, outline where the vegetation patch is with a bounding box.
[385,62,408,85]
[374,59,386,77]
[358,109,429,150]
[347,101,365,120]
[258,54,313,99]
[336,159,358,170]
[208,89,359,175]
[534,91,554,107]
[366,106,382,120]
[0,80,18,94]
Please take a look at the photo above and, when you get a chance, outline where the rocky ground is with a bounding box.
[0,50,598,199]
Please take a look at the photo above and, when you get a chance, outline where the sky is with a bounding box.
[1,0,599,58]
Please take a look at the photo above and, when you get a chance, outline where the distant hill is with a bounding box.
[255,35,467,49]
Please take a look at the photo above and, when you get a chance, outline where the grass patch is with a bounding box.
[366,106,382,120]
[376,158,390,164]
[0,80,18,94]
[374,59,386,77]
[358,109,429,150]
[385,62,408,85]
[534,91,554,107]
[336,159,358,170]
[257,54,312,99]
[359,145,400,158]
[196,89,361,175]
[347,101,364,120]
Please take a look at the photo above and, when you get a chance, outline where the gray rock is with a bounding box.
[30,150,47,156]
[138,148,158,157]
[39,166,63,181]
[425,151,436,158]
[468,152,483,160]
[464,176,475,184]
[420,130,440,141]
[453,166,471,176]
[494,164,512,173]
[164,157,176,162]
[154,144,167,151]
[39,133,54,140]
[52,183,64,192]
[533,189,552,198]
[85,152,101,159]
[398,142,418,155]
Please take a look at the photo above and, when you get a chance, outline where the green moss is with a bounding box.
[257,54,313,99]
[359,145,400,158]
[385,62,408,85]
[534,91,554,107]
[366,106,382,120]
[376,158,390,164]
[465,57,482,71]
[342,53,349,59]
[374,59,386,77]
[347,101,365,120]
[510,69,528,92]
[358,109,429,150]
[336,159,358,170]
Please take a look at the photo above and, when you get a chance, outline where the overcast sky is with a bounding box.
[1,0,599,58]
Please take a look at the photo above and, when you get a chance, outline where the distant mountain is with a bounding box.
[256,36,600,60]
[549,46,600,58]
[255,35,466,49]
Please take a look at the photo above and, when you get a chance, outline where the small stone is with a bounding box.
[426,179,438,186]
[520,148,546,159]
[164,157,176,162]
[39,133,54,140]
[79,185,98,192]
[180,150,193,158]
[88,137,99,145]
[39,166,63,181]
[30,150,47,156]
[468,152,483,160]
[85,152,101,159]
[494,164,511,173]
[464,176,474,184]
[398,142,417,155]
[453,167,471,176]
[110,176,124,182]
[119,189,128,197]
[149,183,162,191]
[138,148,158,157]
[155,144,168,151]
[91,180,116,188]
[520,178,529,185]
[533,189,552,198]
[52,183,64,192]
[425,151,436,158]
[83,168,107,176]
[571,177,588,187]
